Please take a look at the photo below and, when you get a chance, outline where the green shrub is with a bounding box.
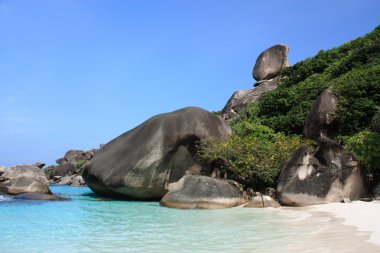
[198,123,304,188]
[343,130,380,175]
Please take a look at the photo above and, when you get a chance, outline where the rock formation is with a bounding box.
[160,175,247,209]
[45,147,100,186]
[0,164,52,195]
[304,89,338,139]
[221,79,278,120]
[82,107,232,200]
[277,88,368,206]
[243,194,281,208]
[252,44,289,81]
[222,45,289,120]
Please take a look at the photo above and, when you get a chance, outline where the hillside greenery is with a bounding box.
[199,25,380,189]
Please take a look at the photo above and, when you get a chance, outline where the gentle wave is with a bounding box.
[0,194,13,202]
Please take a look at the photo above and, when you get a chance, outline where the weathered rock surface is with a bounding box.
[253,44,289,81]
[34,162,46,169]
[221,79,278,120]
[82,107,232,200]
[54,175,86,186]
[46,162,77,179]
[14,193,70,201]
[373,183,380,200]
[304,89,338,140]
[276,143,367,206]
[160,175,247,209]
[243,195,281,208]
[0,165,52,195]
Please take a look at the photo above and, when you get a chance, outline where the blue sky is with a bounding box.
[0,0,379,166]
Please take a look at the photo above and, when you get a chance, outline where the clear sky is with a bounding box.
[0,0,379,166]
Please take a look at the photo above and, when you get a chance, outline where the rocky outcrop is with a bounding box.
[56,149,98,165]
[277,143,367,206]
[82,107,232,200]
[277,88,367,206]
[253,44,289,81]
[222,79,278,120]
[304,89,338,139]
[45,147,100,186]
[243,195,281,208]
[0,165,52,195]
[221,44,289,120]
[160,175,247,209]
[53,175,86,186]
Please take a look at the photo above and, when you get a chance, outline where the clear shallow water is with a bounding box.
[1,186,378,253]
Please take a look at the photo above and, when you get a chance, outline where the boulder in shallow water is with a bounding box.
[253,44,289,81]
[160,175,247,209]
[14,193,70,201]
[83,107,232,200]
[0,165,51,195]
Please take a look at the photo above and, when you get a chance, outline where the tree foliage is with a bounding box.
[199,122,305,188]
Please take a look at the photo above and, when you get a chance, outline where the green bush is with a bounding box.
[198,123,304,188]
[255,25,380,136]
[343,130,380,175]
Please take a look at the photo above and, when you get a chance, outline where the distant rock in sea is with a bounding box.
[0,164,52,195]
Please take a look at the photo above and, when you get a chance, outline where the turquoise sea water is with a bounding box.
[1,186,379,253]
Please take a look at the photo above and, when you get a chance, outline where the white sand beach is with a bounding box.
[308,201,380,247]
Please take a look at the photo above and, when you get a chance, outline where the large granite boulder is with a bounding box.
[253,44,289,81]
[0,165,51,195]
[82,107,232,200]
[160,175,247,209]
[304,89,338,139]
[221,79,278,120]
[276,142,367,206]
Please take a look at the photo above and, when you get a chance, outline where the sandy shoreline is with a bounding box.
[306,200,380,247]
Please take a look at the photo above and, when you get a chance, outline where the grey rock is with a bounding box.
[342,198,352,203]
[55,158,66,165]
[243,195,281,208]
[253,44,289,81]
[373,183,380,199]
[83,107,232,200]
[160,175,247,209]
[71,175,85,186]
[0,166,6,174]
[64,150,86,162]
[304,89,338,140]
[48,163,77,179]
[0,165,51,195]
[221,79,278,120]
[56,175,73,185]
[276,143,367,206]
[14,193,70,201]
[34,162,46,169]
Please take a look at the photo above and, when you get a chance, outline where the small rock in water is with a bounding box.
[342,198,351,203]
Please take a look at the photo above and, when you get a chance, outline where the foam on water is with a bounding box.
[0,186,378,253]
[0,194,13,202]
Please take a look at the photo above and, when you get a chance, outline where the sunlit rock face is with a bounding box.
[252,44,289,81]
[82,107,232,200]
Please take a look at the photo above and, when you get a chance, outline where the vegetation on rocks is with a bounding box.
[199,25,380,189]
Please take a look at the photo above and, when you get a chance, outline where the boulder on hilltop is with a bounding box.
[253,44,289,81]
